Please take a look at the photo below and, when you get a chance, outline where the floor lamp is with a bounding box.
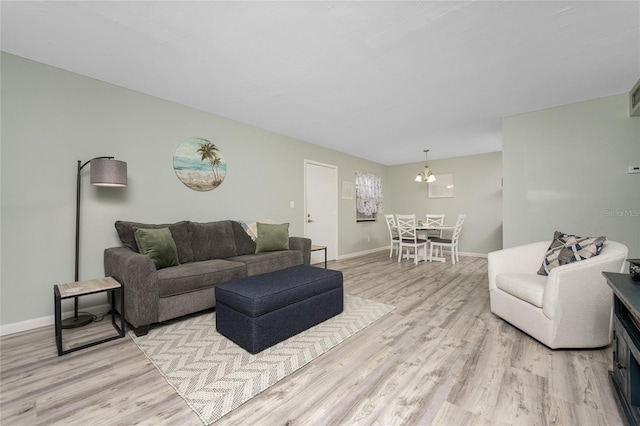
[61,157,127,329]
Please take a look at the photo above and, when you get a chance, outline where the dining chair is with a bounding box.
[425,214,445,238]
[384,214,400,258]
[395,214,428,265]
[429,214,466,264]
[425,213,445,257]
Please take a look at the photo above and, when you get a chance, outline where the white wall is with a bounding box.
[502,93,640,256]
[387,152,503,255]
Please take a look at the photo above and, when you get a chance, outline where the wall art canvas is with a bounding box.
[428,173,454,198]
[173,137,227,191]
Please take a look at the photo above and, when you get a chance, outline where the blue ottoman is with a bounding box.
[215,265,343,354]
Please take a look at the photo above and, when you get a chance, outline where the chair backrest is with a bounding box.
[395,214,418,242]
[426,213,445,237]
[384,214,398,238]
[425,214,445,227]
[451,214,466,245]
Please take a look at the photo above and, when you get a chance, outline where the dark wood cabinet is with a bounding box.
[605,272,640,426]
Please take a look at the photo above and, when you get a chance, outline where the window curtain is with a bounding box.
[356,171,383,215]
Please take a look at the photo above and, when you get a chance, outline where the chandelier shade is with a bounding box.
[415,150,436,183]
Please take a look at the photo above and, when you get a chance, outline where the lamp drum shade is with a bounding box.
[90,158,127,187]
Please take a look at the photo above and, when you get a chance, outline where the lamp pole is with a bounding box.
[62,156,124,329]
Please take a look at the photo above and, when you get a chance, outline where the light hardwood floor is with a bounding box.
[1,251,625,425]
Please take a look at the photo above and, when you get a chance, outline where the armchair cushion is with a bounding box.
[537,231,606,276]
[495,273,546,308]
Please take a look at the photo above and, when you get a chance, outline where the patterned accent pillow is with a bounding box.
[246,219,275,241]
[537,231,607,276]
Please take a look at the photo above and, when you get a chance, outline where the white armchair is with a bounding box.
[488,240,628,349]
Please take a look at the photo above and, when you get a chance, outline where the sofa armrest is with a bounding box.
[104,247,159,329]
[289,236,312,265]
[488,241,550,291]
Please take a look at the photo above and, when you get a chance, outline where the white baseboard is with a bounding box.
[459,251,488,258]
[336,247,388,260]
[337,246,487,261]
[0,303,112,337]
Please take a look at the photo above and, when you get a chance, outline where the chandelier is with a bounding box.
[415,149,436,183]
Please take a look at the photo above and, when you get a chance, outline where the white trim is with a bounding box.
[458,251,488,258]
[337,246,488,260]
[0,303,112,336]
[337,247,388,260]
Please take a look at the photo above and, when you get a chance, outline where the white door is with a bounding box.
[305,161,338,265]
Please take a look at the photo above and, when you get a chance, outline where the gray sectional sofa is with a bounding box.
[104,219,311,336]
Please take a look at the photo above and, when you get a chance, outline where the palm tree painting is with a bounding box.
[173,137,227,191]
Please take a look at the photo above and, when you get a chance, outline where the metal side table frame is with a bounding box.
[54,277,125,356]
[311,245,328,268]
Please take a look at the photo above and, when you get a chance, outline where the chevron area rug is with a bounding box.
[130,294,395,424]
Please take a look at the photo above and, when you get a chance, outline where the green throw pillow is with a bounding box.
[255,222,290,253]
[134,227,180,269]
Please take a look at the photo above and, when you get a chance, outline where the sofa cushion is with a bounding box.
[228,250,303,276]
[156,259,247,298]
[189,220,238,261]
[496,273,547,308]
[134,227,180,269]
[115,220,194,264]
[255,222,290,253]
[537,231,607,276]
[231,220,257,255]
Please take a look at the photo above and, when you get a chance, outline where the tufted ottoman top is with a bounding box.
[215,265,343,318]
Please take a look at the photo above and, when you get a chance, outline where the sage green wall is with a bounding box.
[502,94,640,256]
[0,53,389,326]
[1,52,507,329]
[387,152,503,255]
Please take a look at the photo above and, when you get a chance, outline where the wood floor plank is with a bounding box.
[0,250,626,425]
[489,366,549,425]
[432,401,493,426]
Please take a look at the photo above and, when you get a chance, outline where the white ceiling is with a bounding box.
[2,1,639,165]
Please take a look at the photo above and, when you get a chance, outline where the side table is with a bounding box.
[311,245,327,268]
[54,276,125,356]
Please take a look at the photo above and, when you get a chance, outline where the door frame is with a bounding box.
[304,159,339,262]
